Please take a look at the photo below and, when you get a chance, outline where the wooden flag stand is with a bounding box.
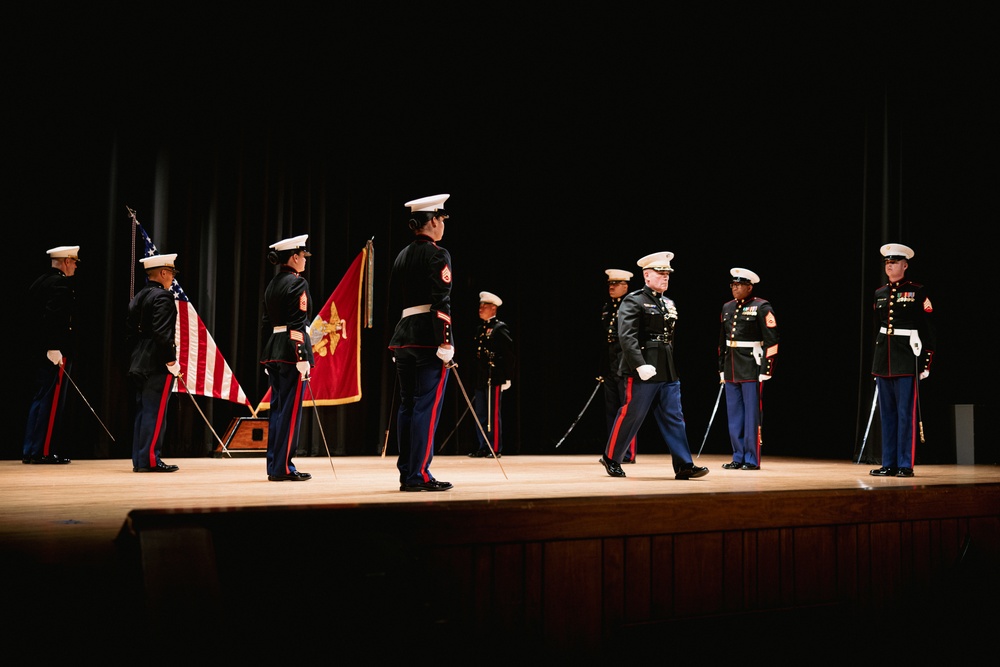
[214,416,268,457]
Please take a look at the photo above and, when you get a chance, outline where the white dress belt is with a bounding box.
[726,340,761,348]
[880,327,916,335]
[402,304,431,318]
[273,326,287,333]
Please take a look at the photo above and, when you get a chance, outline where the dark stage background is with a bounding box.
[4,8,996,465]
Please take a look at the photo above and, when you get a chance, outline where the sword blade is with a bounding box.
[857,383,879,463]
[305,377,337,478]
[447,362,508,479]
[697,382,725,458]
[61,365,115,442]
[555,377,603,448]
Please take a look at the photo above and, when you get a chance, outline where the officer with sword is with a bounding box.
[717,267,779,470]
[387,194,455,491]
[22,245,81,464]
[601,269,638,462]
[869,243,934,478]
[468,291,514,458]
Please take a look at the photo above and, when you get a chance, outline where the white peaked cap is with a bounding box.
[636,251,674,272]
[880,243,914,260]
[405,194,450,213]
[140,253,178,269]
[479,291,502,306]
[605,269,633,282]
[270,234,310,253]
[730,267,760,284]
[47,246,80,258]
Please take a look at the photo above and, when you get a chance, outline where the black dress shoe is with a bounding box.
[896,467,914,477]
[267,471,311,481]
[622,458,636,464]
[869,467,898,477]
[721,461,742,470]
[27,454,72,464]
[675,465,709,480]
[401,480,453,492]
[134,461,179,473]
[741,463,760,470]
[599,456,626,478]
[468,449,498,458]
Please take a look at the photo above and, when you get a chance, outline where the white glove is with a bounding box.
[919,370,929,380]
[46,350,63,365]
[296,361,311,379]
[759,374,771,382]
[501,380,511,391]
[637,365,656,381]
[436,346,454,363]
[166,362,181,376]
[719,372,725,383]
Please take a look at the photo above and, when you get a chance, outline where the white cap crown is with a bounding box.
[637,251,674,272]
[47,245,80,258]
[880,243,914,260]
[269,234,310,254]
[730,267,760,284]
[140,253,178,269]
[479,291,502,307]
[605,269,633,282]
[405,194,450,213]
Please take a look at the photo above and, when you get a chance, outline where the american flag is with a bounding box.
[136,222,251,408]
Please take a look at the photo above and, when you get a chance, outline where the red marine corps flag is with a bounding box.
[257,240,373,410]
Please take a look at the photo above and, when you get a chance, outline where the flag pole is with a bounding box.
[365,238,375,329]
[126,205,139,300]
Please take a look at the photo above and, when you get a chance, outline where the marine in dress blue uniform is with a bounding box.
[469,291,515,458]
[22,245,79,465]
[869,243,935,478]
[387,194,454,491]
[600,252,709,480]
[600,269,637,462]
[718,268,779,470]
[260,235,314,482]
[126,253,181,472]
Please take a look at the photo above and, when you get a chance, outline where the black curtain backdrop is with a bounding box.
[5,8,996,464]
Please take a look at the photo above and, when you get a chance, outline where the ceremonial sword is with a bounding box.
[305,376,338,478]
[445,361,508,479]
[60,363,115,442]
[555,376,603,448]
[697,381,725,458]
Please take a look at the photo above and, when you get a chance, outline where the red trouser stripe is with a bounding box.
[283,376,304,474]
[908,379,919,464]
[42,363,66,457]
[420,363,449,481]
[147,376,173,467]
[606,377,633,459]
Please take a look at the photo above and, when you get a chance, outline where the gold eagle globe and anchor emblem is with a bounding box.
[310,302,346,358]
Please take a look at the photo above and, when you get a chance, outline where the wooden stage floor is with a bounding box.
[3,454,999,658]
[5,453,1000,547]
[6,454,1000,559]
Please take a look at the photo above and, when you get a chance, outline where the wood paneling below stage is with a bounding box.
[120,472,1000,657]
[4,456,998,658]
